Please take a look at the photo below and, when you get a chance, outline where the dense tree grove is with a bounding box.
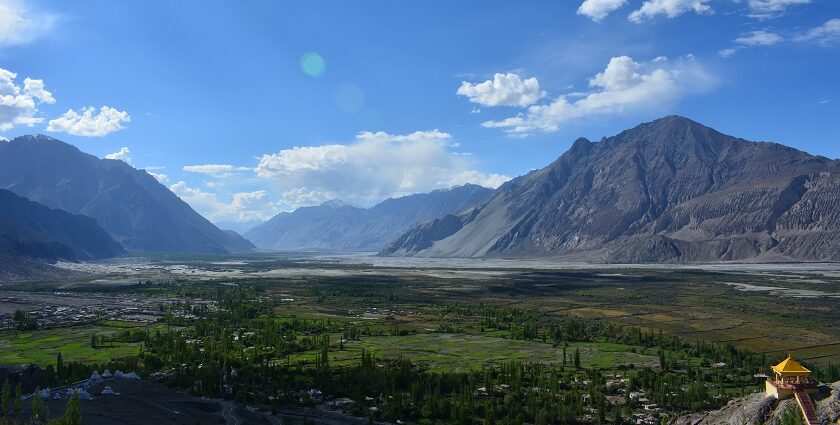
[12,309,37,331]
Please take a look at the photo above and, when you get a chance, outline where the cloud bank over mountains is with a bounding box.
[169,130,510,224]
[254,130,509,205]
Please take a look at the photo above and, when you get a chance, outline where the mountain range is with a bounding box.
[3,116,839,265]
[381,116,840,262]
[244,184,493,251]
[0,135,254,254]
[0,188,124,263]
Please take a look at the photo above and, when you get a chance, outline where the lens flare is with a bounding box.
[300,52,326,77]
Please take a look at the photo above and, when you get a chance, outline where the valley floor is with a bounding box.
[1,253,839,424]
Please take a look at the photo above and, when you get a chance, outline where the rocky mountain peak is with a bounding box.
[5,134,85,157]
[321,199,356,209]
[15,134,64,143]
[381,116,840,262]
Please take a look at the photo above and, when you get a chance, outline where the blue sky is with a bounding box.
[0,0,838,231]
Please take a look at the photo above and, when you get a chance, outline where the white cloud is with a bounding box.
[577,0,628,22]
[0,135,7,142]
[721,30,783,56]
[0,0,56,46]
[170,181,277,222]
[46,106,130,136]
[22,77,54,103]
[718,48,739,57]
[148,172,168,183]
[795,19,840,46]
[182,164,250,178]
[104,146,131,164]
[0,67,53,130]
[629,0,712,22]
[735,30,783,46]
[482,55,713,137]
[457,73,545,107]
[255,129,509,206]
[228,191,275,220]
[280,188,330,207]
[446,170,509,189]
[746,0,810,19]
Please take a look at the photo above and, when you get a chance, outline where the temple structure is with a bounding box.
[765,354,820,425]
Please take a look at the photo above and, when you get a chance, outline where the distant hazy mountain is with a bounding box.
[0,135,254,254]
[245,184,494,251]
[214,220,265,236]
[382,116,840,262]
[0,189,123,262]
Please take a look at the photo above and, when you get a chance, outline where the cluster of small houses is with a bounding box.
[33,370,140,402]
[471,378,663,425]
[0,293,165,330]
[357,306,406,321]
[289,378,664,425]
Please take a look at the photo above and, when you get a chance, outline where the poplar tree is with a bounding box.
[562,346,567,367]
[56,352,64,378]
[32,386,43,423]
[65,393,82,425]
[13,385,22,420]
[1,379,9,416]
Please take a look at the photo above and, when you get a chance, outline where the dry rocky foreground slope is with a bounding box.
[674,382,840,425]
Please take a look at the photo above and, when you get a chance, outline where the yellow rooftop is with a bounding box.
[771,355,811,375]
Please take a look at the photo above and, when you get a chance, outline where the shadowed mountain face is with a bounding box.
[0,135,254,254]
[244,184,494,251]
[0,189,124,262]
[381,116,840,262]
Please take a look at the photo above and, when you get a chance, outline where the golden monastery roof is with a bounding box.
[771,355,811,375]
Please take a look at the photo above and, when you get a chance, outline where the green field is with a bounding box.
[287,333,659,372]
[0,322,160,366]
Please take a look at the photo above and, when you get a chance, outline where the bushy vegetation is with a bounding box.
[12,309,36,331]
